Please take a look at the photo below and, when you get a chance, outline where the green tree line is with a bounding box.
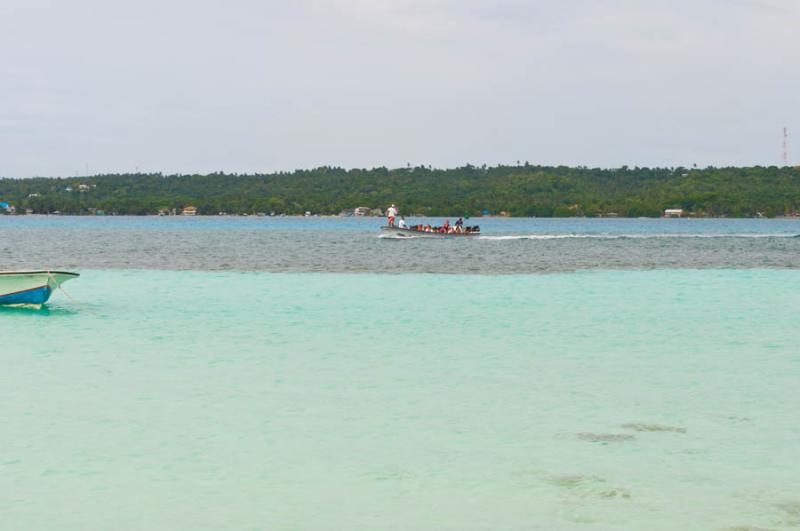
[1,164,799,217]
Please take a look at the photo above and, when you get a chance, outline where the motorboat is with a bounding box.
[381,225,480,238]
[0,271,80,308]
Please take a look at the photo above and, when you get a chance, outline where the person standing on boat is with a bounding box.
[386,204,398,227]
[397,216,407,229]
[455,217,464,233]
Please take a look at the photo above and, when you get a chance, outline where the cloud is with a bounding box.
[0,0,799,176]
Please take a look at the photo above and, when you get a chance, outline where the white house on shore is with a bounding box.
[182,205,198,216]
[664,208,684,218]
[340,206,382,216]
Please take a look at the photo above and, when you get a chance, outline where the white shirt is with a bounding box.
[398,218,407,229]
[387,206,397,217]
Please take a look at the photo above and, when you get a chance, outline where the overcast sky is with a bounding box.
[1,0,798,177]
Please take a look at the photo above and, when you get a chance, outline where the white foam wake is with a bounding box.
[476,233,800,241]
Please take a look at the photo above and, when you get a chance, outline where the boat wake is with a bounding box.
[378,233,418,239]
[477,233,800,241]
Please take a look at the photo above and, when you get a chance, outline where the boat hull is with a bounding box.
[381,226,479,238]
[0,271,79,308]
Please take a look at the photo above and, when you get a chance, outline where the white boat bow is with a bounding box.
[0,271,80,308]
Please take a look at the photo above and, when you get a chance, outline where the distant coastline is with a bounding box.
[2,164,799,218]
[5,213,800,220]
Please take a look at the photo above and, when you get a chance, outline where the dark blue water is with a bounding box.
[1,216,798,272]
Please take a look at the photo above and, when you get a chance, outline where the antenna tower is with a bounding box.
[783,127,788,166]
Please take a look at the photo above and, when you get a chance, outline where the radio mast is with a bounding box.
[783,127,788,166]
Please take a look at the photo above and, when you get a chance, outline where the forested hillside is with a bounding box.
[1,164,799,217]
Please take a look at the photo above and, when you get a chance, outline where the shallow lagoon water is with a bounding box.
[2,269,799,530]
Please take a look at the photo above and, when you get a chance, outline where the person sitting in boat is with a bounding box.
[386,204,398,227]
[443,219,450,232]
[397,216,407,229]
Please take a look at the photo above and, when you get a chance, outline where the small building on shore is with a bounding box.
[664,208,684,218]
[341,206,376,217]
[182,206,198,216]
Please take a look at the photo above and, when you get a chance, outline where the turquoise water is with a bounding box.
[2,270,799,529]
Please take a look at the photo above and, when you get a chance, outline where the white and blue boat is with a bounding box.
[0,271,79,308]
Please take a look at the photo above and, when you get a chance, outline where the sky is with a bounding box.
[1,0,798,177]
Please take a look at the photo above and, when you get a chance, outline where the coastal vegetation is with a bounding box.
[1,164,799,217]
